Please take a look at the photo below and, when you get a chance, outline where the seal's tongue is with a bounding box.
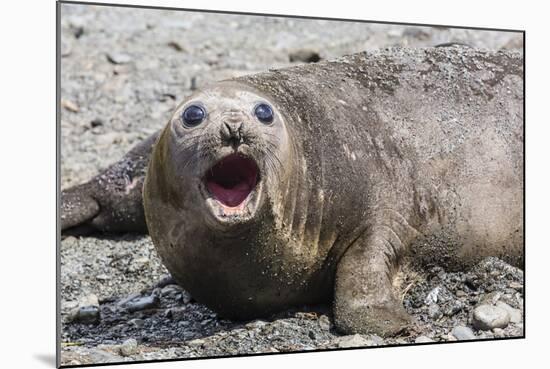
[205,154,259,207]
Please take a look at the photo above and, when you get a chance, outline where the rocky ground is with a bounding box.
[59,3,524,366]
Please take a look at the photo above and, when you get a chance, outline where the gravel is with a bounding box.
[59,3,523,366]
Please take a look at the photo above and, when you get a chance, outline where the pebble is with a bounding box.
[369,335,384,345]
[187,338,206,347]
[508,281,523,291]
[106,52,132,65]
[492,328,505,338]
[245,320,268,330]
[87,348,121,363]
[472,304,510,330]
[117,293,141,307]
[424,286,441,304]
[154,275,177,289]
[90,118,104,128]
[61,99,79,112]
[129,318,145,328]
[335,334,373,348]
[167,41,186,52]
[97,132,123,145]
[289,49,321,63]
[455,290,467,297]
[119,338,138,356]
[318,315,331,330]
[495,301,522,323]
[428,304,442,320]
[160,285,181,298]
[67,294,100,324]
[61,236,78,248]
[124,294,160,313]
[444,300,464,316]
[451,326,476,340]
[415,335,434,343]
[480,292,502,305]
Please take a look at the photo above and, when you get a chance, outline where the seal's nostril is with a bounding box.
[221,121,243,145]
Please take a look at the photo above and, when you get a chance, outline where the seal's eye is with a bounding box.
[182,105,206,127]
[254,103,274,124]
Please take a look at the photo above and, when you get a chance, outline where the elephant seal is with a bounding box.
[62,47,524,337]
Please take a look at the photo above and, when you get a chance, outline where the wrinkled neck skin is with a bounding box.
[144,82,329,318]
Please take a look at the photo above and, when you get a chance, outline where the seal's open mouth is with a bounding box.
[205,154,259,207]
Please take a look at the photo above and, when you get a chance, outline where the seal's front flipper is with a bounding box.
[333,212,418,337]
[61,131,161,235]
[61,183,100,233]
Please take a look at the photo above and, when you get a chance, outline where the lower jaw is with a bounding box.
[202,182,263,227]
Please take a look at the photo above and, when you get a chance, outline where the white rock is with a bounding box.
[415,335,434,343]
[472,304,510,330]
[496,301,522,324]
[119,338,138,357]
[451,325,476,340]
[336,334,373,348]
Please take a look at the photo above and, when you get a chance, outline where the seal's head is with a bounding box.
[147,81,293,232]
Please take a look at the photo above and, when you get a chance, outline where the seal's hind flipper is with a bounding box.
[60,131,161,235]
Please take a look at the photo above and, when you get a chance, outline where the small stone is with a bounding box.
[245,320,268,329]
[495,301,522,323]
[369,335,384,345]
[154,275,177,289]
[106,52,132,65]
[129,318,145,328]
[119,338,138,357]
[335,334,372,348]
[187,338,205,347]
[415,335,434,343]
[479,292,502,305]
[425,286,441,305]
[61,235,78,248]
[455,290,467,298]
[68,18,85,38]
[472,304,510,330]
[160,285,181,297]
[61,99,79,112]
[444,300,464,316]
[168,307,187,320]
[124,294,160,313]
[90,118,103,128]
[117,293,141,307]
[308,330,317,340]
[289,49,321,63]
[178,291,192,304]
[87,348,121,363]
[96,273,110,281]
[492,328,505,338]
[67,294,100,324]
[508,281,523,291]
[97,132,123,145]
[167,41,186,52]
[451,326,476,340]
[445,333,458,341]
[428,304,443,320]
[318,315,331,330]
